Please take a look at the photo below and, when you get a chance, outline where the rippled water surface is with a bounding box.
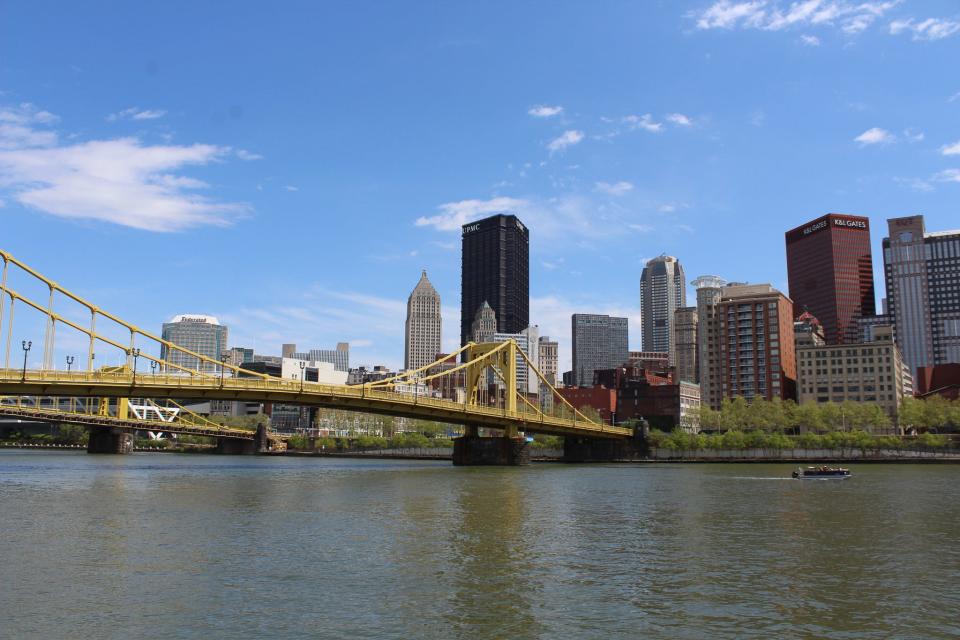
[1,451,958,639]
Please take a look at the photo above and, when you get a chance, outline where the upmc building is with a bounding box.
[785,213,876,345]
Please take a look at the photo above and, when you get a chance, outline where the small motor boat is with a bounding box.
[792,466,851,479]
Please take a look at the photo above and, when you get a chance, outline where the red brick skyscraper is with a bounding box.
[785,213,876,344]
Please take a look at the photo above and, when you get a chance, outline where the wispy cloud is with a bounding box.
[547,129,584,153]
[665,113,693,127]
[941,140,960,156]
[854,127,895,145]
[0,102,249,232]
[284,185,299,191]
[107,107,166,122]
[594,180,634,196]
[236,149,263,160]
[800,34,821,45]
[528,105,563,118]
[935,168,960,183]
[623,114,663,133]
[890,17,960,41]
[415,196,525,231]
[691,1,900,35]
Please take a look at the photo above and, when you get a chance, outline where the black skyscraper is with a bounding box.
[460,214,529,347]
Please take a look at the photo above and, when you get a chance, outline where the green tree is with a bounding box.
[56,423,89,445]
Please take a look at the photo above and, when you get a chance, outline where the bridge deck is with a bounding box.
[0,369,632,439]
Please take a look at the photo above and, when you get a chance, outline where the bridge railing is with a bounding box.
[0,368,631,437]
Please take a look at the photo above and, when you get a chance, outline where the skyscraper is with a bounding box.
[404,270,442,370]
[470,301,497,343]
[160,315,228,373]
[640,255,686,357]
[571,313,628,386]
[785,213,876,344]
[883,215,960,374]
[538,336,559,385]
[460,214,529,348]
[673,306,699,383]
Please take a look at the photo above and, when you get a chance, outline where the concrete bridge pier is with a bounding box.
[214,424,270,455]
[453,425,530,466]
[563,422,649,463]
[87,427,134,454]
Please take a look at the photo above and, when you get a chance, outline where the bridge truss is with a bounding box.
[0,248,631,439]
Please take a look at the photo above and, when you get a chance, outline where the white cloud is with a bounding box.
[236,149,263,161]
[890,17,960,40]
[284,185,299,191]
[666,113,693,126]
[623,114,662,133]
[941,140,960,156]
[107,107,166,122]
[0,102,248,232]
[416,194,623,243]
[0,103,59,149]
[628,223,654,233]
[415,196,526,231]
[935,169,960,183]
[528,105,563,118]
[854,127,895,145]
[800,34,821,45]
[547,129,584,153]
[594,181,634,196]
[949,91,960,103]
[692,1,900,36]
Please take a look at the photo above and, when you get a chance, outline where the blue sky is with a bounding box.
[2,0,959,371]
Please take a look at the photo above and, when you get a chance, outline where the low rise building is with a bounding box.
[796,321,911,424]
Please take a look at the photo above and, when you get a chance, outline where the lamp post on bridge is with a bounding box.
[131,348,141,384]
[66,355,74,372]
[299,361,305,393]
[220,354,229,388]
[21,340,31,381]
[150,360,157,376]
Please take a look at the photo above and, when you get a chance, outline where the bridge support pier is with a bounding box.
[214,424,270,455]
[87,428,134,454]
[563,422,649,463]
[453,434,530,466]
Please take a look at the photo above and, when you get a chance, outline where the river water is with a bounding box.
[1,451,957,639]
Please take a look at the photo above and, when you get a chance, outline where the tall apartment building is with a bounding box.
[404,270,442,370]
[571,313,628,386]
[693,276,726,409]
[695,283,797,408]
[160,315,228,372]
[460,214,529,348]
[640,255,686,358]
[883,215,960,375]
[796,315,911,426]
[673,306,699,383]
[785,213,876,344]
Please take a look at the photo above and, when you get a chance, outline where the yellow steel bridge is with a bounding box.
[0,248,631,441]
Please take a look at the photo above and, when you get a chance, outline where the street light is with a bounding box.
[220,354,229,388]
[299,361,306,393]
[21,340,31,381]
[65,355,74,372]
[131,348,141,383]
[150,360,157,376]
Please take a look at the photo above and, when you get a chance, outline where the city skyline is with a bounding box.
[3,2,960,372]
